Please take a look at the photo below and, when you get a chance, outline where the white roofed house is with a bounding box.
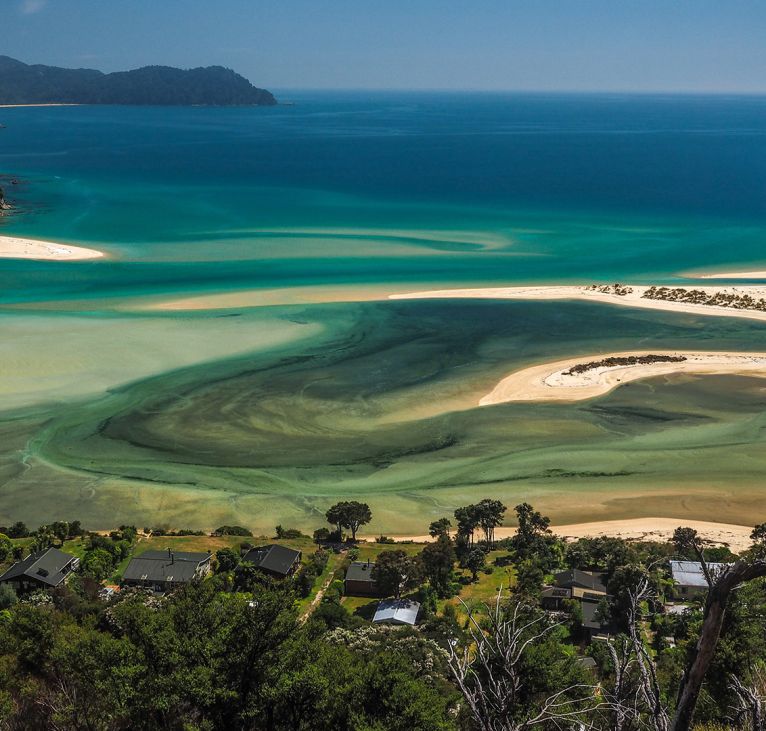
[669,560,731,601]
[372,599,420,626]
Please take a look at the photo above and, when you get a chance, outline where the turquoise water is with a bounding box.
[2,93,766,532]
[2,93,766,305]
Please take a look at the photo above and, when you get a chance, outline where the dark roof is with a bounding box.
[242,544,301,576]
[554,569,607,593]
[345,561,376,583]
[581,598,617,634]
[122,550,210,585]
[0,547,77,587]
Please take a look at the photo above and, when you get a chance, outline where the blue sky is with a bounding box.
[2,0,765,92]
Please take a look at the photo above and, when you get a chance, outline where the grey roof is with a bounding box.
[0,547,77,587]
[554,569,607,593]
[669,560,730,589]
[345,561,376,583]
[123,550,210,585]
[541,586,571,599]
[373,599,420,626]
[242,544,301,576]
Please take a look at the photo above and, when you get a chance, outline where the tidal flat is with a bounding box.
[3,298,766,534]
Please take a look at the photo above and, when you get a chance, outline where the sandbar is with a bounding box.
[480,350,766,405]
[0,235,104,261]
[376,518,754,552]
[390,284,766,323]
[696,271,766,280]
[0,103,79,108]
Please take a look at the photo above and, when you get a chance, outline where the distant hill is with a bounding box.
[0,56,277,106]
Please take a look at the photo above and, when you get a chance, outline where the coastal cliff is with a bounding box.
[0,56,276,106]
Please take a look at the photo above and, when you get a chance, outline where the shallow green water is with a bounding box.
[1,93,766,531]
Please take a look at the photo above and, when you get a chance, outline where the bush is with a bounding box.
[213,525,253,537]
[313,528,331,544]
[0,583,17,609]
[376,536,396,544]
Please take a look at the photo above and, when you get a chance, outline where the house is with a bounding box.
[241,544,302,579]
[0,547,79,593]
[373,599,420,626]
[541,569,607,610]
[121,549,211,593]
[344,560,381,596]
[553,569,607,595]
[581,595,618,639]
[669,560,730,600]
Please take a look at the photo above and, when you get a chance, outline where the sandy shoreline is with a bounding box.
[480,349,766,405]
[390,284,766,323]
[369,517,754,552]
[0,236,104,261]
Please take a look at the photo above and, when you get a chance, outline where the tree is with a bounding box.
[371,550,422,599]
[313,527,330,544]
[80,548,115,582]
[448,591,598,730]
[30,525,55,553]
[466,548,486,582]
[325,504,345,539]
[325,501,372,541]
[0,532,12,562]
[515,558,545,597]
[50,521,70,546]
[420,535,456,597]
[0,582,17,609]
[7,521,28,538]
[475,498,506,547]
[428,517,452,539]
[215,548,240,573]
[669,527,766,731]
[454,505,481,547]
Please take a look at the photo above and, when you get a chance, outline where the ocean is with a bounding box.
[1,92,766,532]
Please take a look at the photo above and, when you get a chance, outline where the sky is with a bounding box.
[2,0,766,92]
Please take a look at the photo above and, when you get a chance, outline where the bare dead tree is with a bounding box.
[447,590,602,730]
[670,526,766,731]
[728,670,766,731]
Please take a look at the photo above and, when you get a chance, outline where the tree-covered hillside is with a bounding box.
[0,56,276,106]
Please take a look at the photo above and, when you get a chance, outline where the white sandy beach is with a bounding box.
[390,284,766,323]
[0,103,79,108]
[480,350,766,405]
[376,517,754,552]
[697,271,766,280]
[0,235,104,261]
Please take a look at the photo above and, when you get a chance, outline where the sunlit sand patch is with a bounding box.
[0,235,105,260]
[479,350,766,405]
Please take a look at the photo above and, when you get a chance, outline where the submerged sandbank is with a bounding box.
[0,235,104,261]
[391,284,766,323]
[480,350,766,405]
[376,518,754,552]
[143,282,766,323]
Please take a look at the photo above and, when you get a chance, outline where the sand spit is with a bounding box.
[697,271,766,280]
[0,103,80,108]
[0,236,104,261]
[479,350,766,405]
[376,518,754,552]
[390,284,766,323]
